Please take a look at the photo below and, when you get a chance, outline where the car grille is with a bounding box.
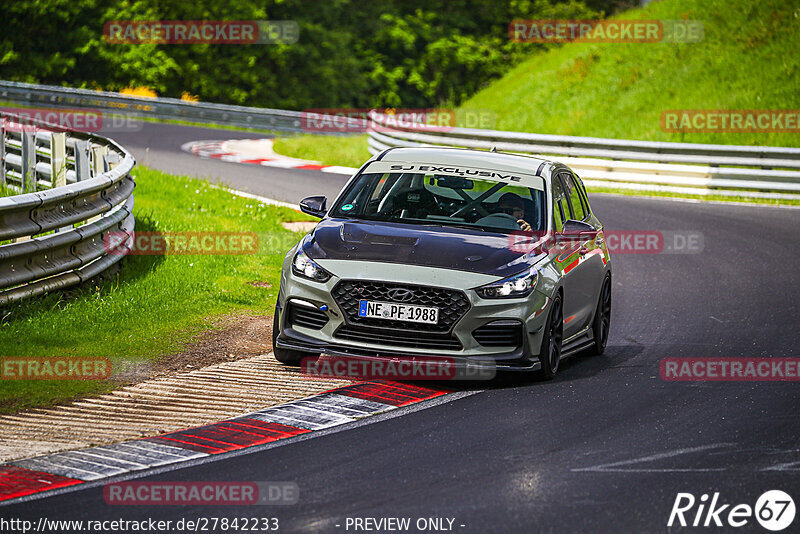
[472,321,523,348]
[334,325,463,351]
[286,301,328,330]
[331,280,470,333]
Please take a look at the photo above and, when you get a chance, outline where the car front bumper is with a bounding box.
[276,258,552,371]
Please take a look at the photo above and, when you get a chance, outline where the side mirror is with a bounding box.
[557,220,597,243]
[300,196,327,218]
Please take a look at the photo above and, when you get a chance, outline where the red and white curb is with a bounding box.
[182,139,357,175]
[0,381,449,504]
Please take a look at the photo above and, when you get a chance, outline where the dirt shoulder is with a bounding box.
[0,312,349,463]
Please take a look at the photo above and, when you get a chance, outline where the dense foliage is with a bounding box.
[0,0,628,109]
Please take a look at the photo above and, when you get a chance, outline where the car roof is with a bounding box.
[374,147,558,179]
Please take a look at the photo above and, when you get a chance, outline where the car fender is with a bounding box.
[534,256,561,300]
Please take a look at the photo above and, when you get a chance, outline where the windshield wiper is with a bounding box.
[352,217,492,233]
[420,222,488,232]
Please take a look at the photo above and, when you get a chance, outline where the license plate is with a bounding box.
[358,300,439,324]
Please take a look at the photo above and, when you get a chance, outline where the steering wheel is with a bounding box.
[453,204,490,219]
[474,212,522,230]
[462,207,486,223]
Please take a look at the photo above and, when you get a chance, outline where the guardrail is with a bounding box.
[0,111,135,305]
[367,112,800,200]
[4,80,798,199]
[0,80,305,133]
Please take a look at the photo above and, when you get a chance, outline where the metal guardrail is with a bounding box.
[367,112,800,200]
[0,80,305,133]
[0,111,135,305]
[4,80,798,199]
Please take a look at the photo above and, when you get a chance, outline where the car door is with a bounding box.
[550,173,580,338]
[555,171,604,338]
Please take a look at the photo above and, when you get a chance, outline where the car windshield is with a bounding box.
[330,171,546,233]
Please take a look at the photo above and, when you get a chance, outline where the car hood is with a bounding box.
[303,218,537,278]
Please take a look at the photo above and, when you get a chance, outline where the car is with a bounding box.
[273,147,611,379]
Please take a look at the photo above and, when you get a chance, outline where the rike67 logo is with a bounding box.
[668,490,795,531]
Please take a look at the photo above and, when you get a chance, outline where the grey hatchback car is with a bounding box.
[273,147,611,379]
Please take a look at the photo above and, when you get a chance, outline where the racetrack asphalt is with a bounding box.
[108,121,351,203]
[6,121,799,533]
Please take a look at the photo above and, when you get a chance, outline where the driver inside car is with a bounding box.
[497,192,533,232]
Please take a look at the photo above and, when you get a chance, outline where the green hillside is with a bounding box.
[275,0,800,168]
[461,0,800,147]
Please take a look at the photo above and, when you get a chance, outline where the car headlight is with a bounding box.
[292,249,332,282]
[475,267,538,299]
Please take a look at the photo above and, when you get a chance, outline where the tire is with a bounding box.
[272,307,319,366]
[590,275,612,356]
[537,294,563,380]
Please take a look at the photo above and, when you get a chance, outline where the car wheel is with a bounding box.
[272,307,319,366]
[590,276,612,356]
[538,294,563,380]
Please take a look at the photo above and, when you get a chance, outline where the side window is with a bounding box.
[551,175,569,232]
[574,174,592,216]
[561,172,586,221]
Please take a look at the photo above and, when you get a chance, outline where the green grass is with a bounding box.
[272,134,370,168]
[463,0,800,147]
[0,181,13,198]
[0,166,313,414]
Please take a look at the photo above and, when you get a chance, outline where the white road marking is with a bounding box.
[571,443,732,472]
[763,460,800,471]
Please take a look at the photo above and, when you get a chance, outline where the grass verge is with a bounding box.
[272,134,369,168]
[0,166,314,414]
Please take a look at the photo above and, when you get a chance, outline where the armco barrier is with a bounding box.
[0,80,304,133]
[367,112,800,200]
[0,111,135,305]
